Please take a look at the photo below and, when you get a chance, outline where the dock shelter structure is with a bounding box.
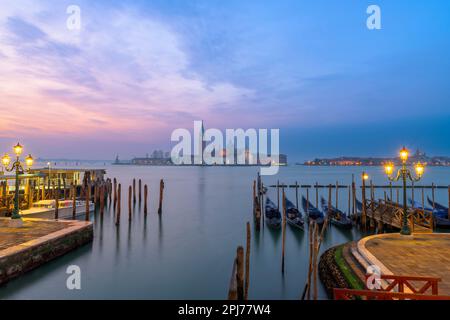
[0,168,106,216]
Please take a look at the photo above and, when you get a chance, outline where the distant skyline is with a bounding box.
[1,0,449,162]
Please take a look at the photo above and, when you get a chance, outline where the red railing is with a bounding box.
[365,274,440,295]
[333,274,450,300]
[334,288,450,300]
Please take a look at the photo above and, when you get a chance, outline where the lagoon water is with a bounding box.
[0,165,449,299]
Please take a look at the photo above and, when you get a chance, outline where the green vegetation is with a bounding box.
[334,245,365,290]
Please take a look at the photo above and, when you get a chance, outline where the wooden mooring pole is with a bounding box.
[113,178,117,209]
[128,185,132,221]
[432,183,435,210]
[158,179,164,214]
[133,179,136,204]
[100,184,105,216]
[54,190,59,220]
[236,246,244,300]
[85,183,90,221]
[144,184,148,216]
[72,184,76,219]
[116,184,121,225]
[315,182,319,208]
[139,179,142,203]
[244,222,251,300]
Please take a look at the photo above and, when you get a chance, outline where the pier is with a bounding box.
[0,218,93,286]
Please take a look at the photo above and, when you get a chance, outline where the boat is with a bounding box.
[427,197,448,212]
[284,197,304,230]
[301,196,324,225]
[321,197,353,229]
[20,199,94,220]
[265,198,281,229]
[408,199,450,229]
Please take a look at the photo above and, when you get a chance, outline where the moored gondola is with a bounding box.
[427,197,448,212]
[321,197,353,229]
[409,199,450,229]
[285,197,304,230]
[265,198,281,229]
[301,196,324,225]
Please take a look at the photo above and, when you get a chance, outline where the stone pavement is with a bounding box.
[0,217,93,285]
[0,219,68,251]
[360,233,450,295]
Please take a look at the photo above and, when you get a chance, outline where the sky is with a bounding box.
[0,0,449,161]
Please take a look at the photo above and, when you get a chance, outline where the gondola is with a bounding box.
[284,197,304,230]
[301,196,324,225]
[265,198,282,229]
[427,197,448,212]
[321,197,353,229]
[408,199,450,229]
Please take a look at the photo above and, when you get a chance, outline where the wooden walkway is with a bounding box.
[365,200,433,233]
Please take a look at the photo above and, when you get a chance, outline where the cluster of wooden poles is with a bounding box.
[53,177,166,224]
[110,178,165,225]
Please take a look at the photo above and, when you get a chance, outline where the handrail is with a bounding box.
[365,274,441,295]
[334,288,450,300]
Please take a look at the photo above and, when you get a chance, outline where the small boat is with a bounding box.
[285,197,304,230]
[321,197,353,229]
[20,199,94,220]
[265,198,281,229]
[301,196,324,225]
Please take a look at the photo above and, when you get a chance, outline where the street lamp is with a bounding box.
[383,147,425,235]
[2,143,34,222]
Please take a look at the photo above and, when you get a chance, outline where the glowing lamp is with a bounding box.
[399,147,409,163]
[362,173,369,181]
[384,163,394,176]
[2,154,11,167]
[13,143,23,156]
[25,154,34,167]
[415,162,424,177]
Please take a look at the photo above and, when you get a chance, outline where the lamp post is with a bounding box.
[383,147,425,235]
[2,143,34,222]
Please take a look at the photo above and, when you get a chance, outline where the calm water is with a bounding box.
[0,165,449,300]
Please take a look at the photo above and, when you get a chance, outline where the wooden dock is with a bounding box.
[365,199,433,233]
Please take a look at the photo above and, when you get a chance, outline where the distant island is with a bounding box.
[114,149,288,166]
[302,149,450,166]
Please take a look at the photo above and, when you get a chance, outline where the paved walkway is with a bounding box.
[361,233,450,295]
[0,218,70,251]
